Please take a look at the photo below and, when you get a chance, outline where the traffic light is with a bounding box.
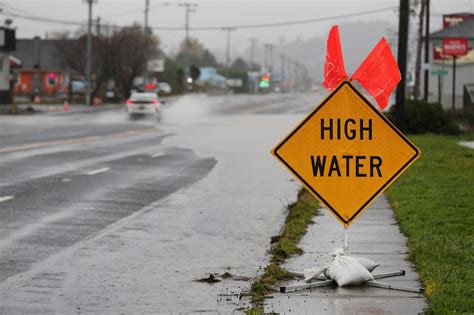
[259,73,270,88]
[47,72,57,85]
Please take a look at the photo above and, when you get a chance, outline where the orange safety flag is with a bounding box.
[322,25,348,91]
[350,38,400,110]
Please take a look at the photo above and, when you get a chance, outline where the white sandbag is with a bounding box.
[326,251,374,286]
[303,265,327,282]
[353,256,379,272]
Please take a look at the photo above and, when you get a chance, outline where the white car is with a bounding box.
[125,92,162,120]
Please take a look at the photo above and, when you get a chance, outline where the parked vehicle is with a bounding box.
[157,82,172,96]
[125,92,162,120]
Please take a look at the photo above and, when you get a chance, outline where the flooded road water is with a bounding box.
[0,93,317,313]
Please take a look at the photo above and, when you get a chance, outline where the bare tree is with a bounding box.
[57,23,161,100]
[112,25,160,98]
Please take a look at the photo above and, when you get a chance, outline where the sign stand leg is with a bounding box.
[279,229,424,293]
[343,226,349,255]
[280,270,423,293]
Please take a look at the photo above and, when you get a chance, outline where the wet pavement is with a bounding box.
[0,93,427,313]
[0,93,313,312]
[258,196,427,314]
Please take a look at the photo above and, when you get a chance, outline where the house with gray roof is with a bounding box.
[10,37,76,99]
[426,17,474,109]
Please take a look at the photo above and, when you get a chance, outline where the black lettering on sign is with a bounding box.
[360,119,372,140]
[342,155,353,176]
[311,155,326,176]
[310,155,383,177]
[355,156,367,177]
[320,119,333,140]
[328,156,341,177]
[370,156,382,177]
[320,119,373,140]
[336,118,342,139]
[345,119,356,140]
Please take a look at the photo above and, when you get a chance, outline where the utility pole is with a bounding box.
[179,2,197,67]
[452,56,457,110]
[223,27,236,70]
[143,1,169,84]
[263,43,275,72]
[287,57,292,91]
[248,38,257,69]
[395,0,409,131]
[293,61,298,92]
[267,44,275,73]
[96,16,101,36]
[84,0,96,106]
[263,44,269,69]
[280,54,286,89]
[143,0,150,86]
[414,0,425,100]
[303,66,309,91]
[423,0,430,102]
[299,64,307,91]
[223,27,236,84]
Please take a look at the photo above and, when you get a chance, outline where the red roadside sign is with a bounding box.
[442,38,469,56]
[443,14,473,29]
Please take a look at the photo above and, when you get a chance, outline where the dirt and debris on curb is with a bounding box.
[195,272,253,284]
[195,274,221,283]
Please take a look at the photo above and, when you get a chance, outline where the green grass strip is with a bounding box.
[247,189,319,313]
[386,135,474,314]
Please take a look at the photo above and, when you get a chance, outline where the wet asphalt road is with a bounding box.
[0,93,316,312]
[0,105,218,282]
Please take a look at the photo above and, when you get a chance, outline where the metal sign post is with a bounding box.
[343,226,349,255]
[452,56,456,110]
[442,37,468,110]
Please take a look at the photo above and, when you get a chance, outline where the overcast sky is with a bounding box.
[2,0,473,58]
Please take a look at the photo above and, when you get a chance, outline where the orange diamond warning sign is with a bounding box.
[272,81,420,226]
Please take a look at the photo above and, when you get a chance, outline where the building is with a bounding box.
[426,14,474,110]
[10,37,71,100]
[197,67,226,88]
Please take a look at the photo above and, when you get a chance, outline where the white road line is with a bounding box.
[0,196,14,203]
[85,167,110,176]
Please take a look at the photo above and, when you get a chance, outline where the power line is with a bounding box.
[1,6,397,32]
[0,1,32,16]
[0,10,87,27]
[185,6,398,30]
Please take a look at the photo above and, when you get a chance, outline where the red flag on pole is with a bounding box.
[350,38,401,110]
[322,25,348,91]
